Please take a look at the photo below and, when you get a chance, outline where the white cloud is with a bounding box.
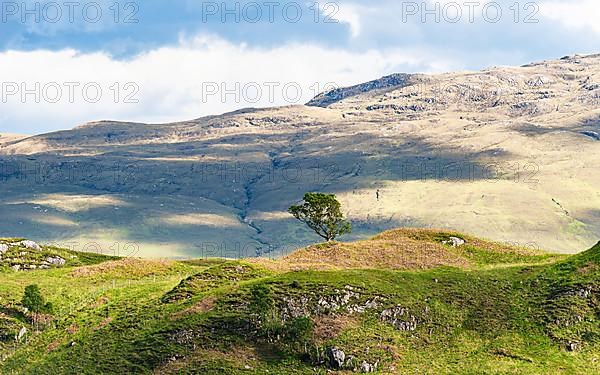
[540,0,600,34]
[331,3,363,38]
[0,34,455,134]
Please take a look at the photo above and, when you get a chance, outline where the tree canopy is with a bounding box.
[288,193,351,242]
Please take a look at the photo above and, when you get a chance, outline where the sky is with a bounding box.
[0,0,598,135]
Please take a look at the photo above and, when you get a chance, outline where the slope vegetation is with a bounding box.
[1,229,598,374]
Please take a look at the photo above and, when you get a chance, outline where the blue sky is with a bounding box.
[0,0,598,134]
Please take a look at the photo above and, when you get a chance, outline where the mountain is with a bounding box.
[1,230,599,374]
[0,54,599,257]
[306,73,415,107]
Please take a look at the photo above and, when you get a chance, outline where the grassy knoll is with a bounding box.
[0,229,598,374]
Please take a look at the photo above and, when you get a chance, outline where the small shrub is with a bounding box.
[22,285,48,313]
[284,316,314,353]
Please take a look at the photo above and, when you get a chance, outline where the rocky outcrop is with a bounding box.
[580,131,600,141]
[381,306,418,331]
[0,239,69,271]
[46,256,66,266]
[20,240,41,251]
[280,286,384,320]
[326,347,345,369]
[307,73,415,107]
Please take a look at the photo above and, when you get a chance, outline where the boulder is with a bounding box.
[46,256,66,266]
[326,347,346,369]
[15,326,27,341]
[0,244,8,254]
[526,75,554,87]
[444,237,465,247]
[360,361,376,373]
[11,264,21,272]
[20,240,41,251]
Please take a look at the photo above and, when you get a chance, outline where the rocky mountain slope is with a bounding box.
[0,229,599,374]
[0,54,599,257]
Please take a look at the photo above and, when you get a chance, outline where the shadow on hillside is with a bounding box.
[0,131,525,258]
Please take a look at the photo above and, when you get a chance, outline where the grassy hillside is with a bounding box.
[0,229,599,374]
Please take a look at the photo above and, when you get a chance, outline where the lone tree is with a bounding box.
[288,193,351,242]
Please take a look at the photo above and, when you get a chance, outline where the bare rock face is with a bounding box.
[580,131,600,141]
[307,73,415,107]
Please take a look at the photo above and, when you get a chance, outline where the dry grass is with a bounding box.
[170,296,216,319]
[27,194,129,213]
[94,317,113,331]
[373,228,546,256]
[153,346,260,375]
[249,228,472,272]
[312,315,360,344]
[70,258,176,278]
[247,228,551,272]
[577,262,599,275]
[158,213,243,228]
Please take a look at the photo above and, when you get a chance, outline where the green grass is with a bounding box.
[0,238,599,374]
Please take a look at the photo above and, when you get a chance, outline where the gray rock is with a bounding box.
[575,287,592,298]
[344,355,356,368]
[326,347,346,369]
[15,326,26,341]
[11,264,21,272]
[307,73,414,107]
[567,341,580,351]
[444,237,466,247]
[360,361,376,373]
[20,241,41,251]
[381,306,418,331]
[526,75,554,87]
[0,244,8,254]
[580,131,600,141]
[46,256,66,266]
